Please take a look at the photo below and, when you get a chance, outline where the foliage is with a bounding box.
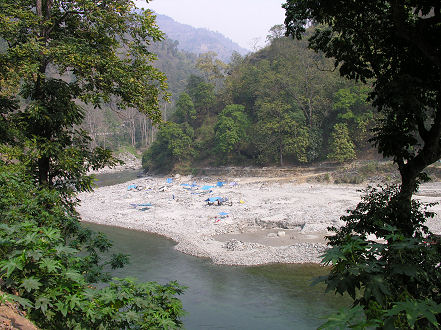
[327,123,356,163]
[219,27,372,164]
[319,185,441,329]
[196,51,227,87]
[333,85,375,150]
[284,1,441,327]
[0,1,186,327]
[142,122,195,173]
[214,104,250,159]
[150,36,199,103]
[0,163,185,329]
[174,92,196,125]
[0,222,185,329]
[142,25,377,170]
[194,116,217,162]
[0,0,167,189]
[186,75,216,121]
[284,0,441,200]
[255,100,309,165]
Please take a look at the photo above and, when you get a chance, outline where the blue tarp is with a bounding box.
[201,185,214,191]
[219,212,229,216]
[206,197,222,202]
[216,181,225,187]
[127,184,137,190]
[130,203,152,207]
[181,183,199,187]
[166,178,173,183]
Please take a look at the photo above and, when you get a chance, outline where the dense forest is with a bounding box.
[142,25,377,173]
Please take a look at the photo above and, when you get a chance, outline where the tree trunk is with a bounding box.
[38,156,50,186]
[279,145,283,166]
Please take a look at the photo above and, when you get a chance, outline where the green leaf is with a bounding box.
[390,264,418,278]
[38,257,61,273]
[0,258,24,276]
[66,294,82,309]
[54,245,78,256]
[386,299,441,328]
[41,227,61,241]
[21,277,42,292]
[54,301,68,317]
[35,296,51,315]
[1,293,33,309]
[27,249,43,261]
[364,275,390,304]
[64,269,85,284]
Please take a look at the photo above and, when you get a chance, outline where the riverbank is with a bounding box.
[77,173,441,266]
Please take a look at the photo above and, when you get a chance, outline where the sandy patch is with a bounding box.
[77,176,441,266]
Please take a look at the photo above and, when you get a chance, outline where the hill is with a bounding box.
[154,14,249,62]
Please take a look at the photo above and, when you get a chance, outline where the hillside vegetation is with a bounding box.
[143,26,378,174]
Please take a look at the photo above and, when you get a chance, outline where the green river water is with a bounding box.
[88,171,349,329]
[85,223,349,330]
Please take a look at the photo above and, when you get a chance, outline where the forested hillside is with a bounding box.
[155,14,249,62]
[142,26,377,173]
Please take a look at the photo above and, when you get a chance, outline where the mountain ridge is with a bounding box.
[154,13,249,62]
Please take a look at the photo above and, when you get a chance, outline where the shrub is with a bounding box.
[319,185,441,328]
[0,163,185,329]
[327,123,356,163]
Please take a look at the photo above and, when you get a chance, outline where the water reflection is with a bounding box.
[92,169,143,188]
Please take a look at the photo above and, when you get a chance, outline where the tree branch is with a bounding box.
[46,11,84,36]
[392,2,441,67]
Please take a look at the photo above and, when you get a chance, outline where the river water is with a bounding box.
[86,223,349,329]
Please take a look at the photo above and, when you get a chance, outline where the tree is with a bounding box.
[255,100,309,165]
[0,0,167,193]
[186,75,216,121]
[214,104,250,160]
[142,122,195,173]
[284,0,441,327]
[332,85,375,150]
[174,92,196,125]
[0,1,185,327]
[266,24,286,42]
[327,123,356,162]
[284,0,441,223]
[195,51,227,86]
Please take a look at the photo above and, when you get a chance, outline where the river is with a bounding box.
[86,222,349,329]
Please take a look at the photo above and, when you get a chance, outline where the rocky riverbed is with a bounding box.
[77,174,441,266]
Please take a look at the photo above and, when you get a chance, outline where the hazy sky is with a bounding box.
[135,0,286,50]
